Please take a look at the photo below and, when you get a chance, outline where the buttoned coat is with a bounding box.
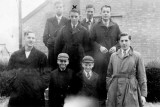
[106,48,147,107]
[77,71,100,99]
[90,19,121,100]
[48,68,75,107]
[7,47,47,70]
[55,20,90,73]
[43,16,68,69]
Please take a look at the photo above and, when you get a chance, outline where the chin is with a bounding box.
[28,45,33,47]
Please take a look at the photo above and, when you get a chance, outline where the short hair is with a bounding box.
[24,30,34,37]
[119,33,131,40]
[101,5,111,11]
[70,8,80,15]
[86,4,95,10]
[54,1,63,6]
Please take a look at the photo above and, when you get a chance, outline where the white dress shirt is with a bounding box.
[56,15,62,24]
[25,51,31,58]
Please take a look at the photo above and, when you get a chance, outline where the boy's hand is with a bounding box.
[141,96,146,106]
[100,46,108,54]
[109,46,116,53]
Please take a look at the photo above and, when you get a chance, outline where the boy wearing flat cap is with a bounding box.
[76,56,100,102]
[48,53,76,107]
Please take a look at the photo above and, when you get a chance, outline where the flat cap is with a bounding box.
[58,53,69,60]
[82,56,94,63]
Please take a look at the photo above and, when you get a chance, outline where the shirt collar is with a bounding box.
[83,70,92,76]
[102,19,110,27]
[122,47,130,53]
[56,15,62,20]
[86,18,93,23]
[71,23,78,28]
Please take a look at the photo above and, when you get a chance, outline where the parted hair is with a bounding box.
[101,5,111,11]
[119,33,132,40]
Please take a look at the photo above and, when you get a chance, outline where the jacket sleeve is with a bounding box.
[7,53,16,70]
[90,25,101,51]
[136,54,147,97]
[40,53,47,68]
[48,73,56,106]
[54,28,64,57]
[114,24,121,50]
[106,54,114,89]
[43,19,50,47]
[82,29,90,54]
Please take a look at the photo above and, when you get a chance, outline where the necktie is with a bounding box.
[87,72,90,79]
[88,19,91,30]
[123,50,127,57]
[57,18,61,24]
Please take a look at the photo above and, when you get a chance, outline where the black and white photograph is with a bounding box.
[0,0,160,107]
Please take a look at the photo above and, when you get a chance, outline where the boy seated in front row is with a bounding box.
[76,56,100,101]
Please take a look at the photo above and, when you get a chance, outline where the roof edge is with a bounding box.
[22,0,49,23]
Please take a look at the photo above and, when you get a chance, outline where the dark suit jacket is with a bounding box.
[43,16,68,48]
[81,18,96,31]
[77,71,100,99]
[7,47,47,70]
[55,20,90,72]
[49,68,75,107]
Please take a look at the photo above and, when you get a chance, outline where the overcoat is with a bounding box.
[81,18,96,57]
[43,16,68,69]
[90,19,121,100]
[8,69,47,107]
[7,47,47,70]
[106,48,147,107]
[55,20,90,73]
[48,68,75,107]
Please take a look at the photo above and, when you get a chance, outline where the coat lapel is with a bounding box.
[59,16,66,25]
[51,16,58,26]
[72,22,81,34]
[20,47,27,59]
[27,47,37,64]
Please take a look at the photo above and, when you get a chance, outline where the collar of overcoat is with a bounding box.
[21,47,37,62]
[99,18,115,28]
[67,20,82,34]
[116,46,134,59]
[51,16,65,25]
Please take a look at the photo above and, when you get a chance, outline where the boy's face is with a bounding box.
[119,35,131,51]
[82,62,94,72]
[24,33,36,47]
[86,8,94,20]
[101,7,111,20]
[70,12,80,25]
[55,3,63,16]
[57,59,69,70]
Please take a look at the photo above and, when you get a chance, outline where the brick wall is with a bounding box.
[80,0,160,64]
[23,0,160,64]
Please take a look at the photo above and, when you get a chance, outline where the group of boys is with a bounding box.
[7,1,147,107]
